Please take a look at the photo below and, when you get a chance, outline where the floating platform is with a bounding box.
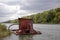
[12,18,42,35]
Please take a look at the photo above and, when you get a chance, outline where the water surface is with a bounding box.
[0,23,60,40]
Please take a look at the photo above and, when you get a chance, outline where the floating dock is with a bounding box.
[15,18,41,35]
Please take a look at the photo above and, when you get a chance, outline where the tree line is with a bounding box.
[22,8,60,24]
[4,8,60,24]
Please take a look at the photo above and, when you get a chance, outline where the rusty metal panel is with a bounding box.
[18,18,33,33]
[16,18,41,34]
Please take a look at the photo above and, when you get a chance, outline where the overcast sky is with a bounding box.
[0,0,60,22]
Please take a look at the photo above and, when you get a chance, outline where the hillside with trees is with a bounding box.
[4,8,60,24]
[3,19,18,24]
[22,8,60,24]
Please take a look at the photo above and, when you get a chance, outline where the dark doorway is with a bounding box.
[25,24,30,34]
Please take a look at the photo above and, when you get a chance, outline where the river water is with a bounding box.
[0,23,60,40]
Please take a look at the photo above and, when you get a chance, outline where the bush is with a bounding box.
[0,24,11,38]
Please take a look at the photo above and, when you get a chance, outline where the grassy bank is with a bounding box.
[0,24,11,38]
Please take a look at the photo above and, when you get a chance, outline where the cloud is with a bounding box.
[0,3,20,17]
[0,0,60,22]
[20,0,60,12]
[0,3,28,22]
[0,0,20,5]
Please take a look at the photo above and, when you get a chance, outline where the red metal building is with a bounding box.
[16,18,41,34]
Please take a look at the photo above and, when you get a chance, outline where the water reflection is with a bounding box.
[19,35,33,40]
[0,34,34,40]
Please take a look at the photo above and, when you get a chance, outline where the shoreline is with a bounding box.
[1,23,60,24]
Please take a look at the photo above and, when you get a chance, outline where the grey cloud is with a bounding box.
[0,3,20,22]
[0,0,20,5]
[0,0,60,22]
[5,0,20,5]
[20,0,60,12]
[0,0,60,12]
